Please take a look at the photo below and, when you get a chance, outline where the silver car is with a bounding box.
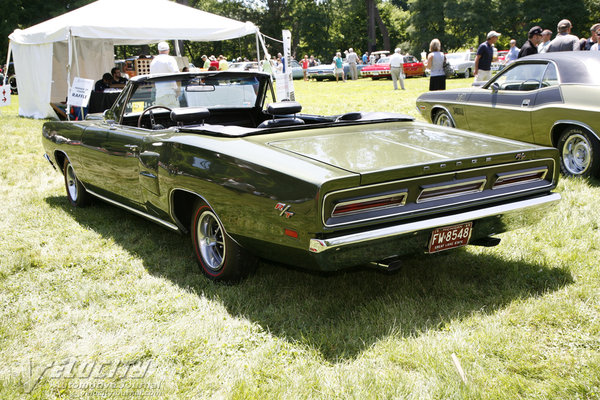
[445,52,475,78]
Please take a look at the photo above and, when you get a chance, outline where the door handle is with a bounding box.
[521,99,531,107]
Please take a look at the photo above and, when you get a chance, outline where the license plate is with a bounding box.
[428,222,473,253]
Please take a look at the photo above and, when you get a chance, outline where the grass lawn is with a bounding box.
[1,76,599,399]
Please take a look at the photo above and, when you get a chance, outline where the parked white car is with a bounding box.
[445,52,476,78]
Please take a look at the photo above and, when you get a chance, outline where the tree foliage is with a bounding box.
[1,0,599,69]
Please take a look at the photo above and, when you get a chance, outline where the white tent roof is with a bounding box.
[9,0,258,45]
[7,0,259,119]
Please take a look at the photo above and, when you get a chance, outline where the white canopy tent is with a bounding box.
[8,0,261,119]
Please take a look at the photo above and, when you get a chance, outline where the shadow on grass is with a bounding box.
[46,195,573,362]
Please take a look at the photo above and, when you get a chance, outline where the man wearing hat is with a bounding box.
[474,30,500,82]
[547,19,580,52]
[150,41,180,108]
[518,26,543,58]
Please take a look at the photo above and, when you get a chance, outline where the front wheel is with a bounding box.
[558,127,600,178]
[63,158,90,207]
[463,69,471,79]
[433,110,455,128]
[191,201,257,282]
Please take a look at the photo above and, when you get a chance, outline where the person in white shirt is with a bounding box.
[538,29,553,53]
[150,41,180,108]
[389,48,405,90]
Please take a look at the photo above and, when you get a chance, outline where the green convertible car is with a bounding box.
[43,71,560,281]
[416,52,600,178]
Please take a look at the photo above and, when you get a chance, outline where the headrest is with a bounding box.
[170,107,210,123]
[266,101,302,116]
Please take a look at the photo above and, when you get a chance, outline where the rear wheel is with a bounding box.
[558,127,600,178]
[433,110,455,128]
[63,158,89,207]
[191,201,256,282]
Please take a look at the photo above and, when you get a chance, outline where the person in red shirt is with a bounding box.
[301,55,309,81]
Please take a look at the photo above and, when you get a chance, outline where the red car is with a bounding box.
[361,55,426,79]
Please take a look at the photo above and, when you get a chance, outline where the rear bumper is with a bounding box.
[307,192,560,269]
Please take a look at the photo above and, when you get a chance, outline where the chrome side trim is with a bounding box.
[87,189,179,231]
[310,193,561,253]
[43,153,57,171]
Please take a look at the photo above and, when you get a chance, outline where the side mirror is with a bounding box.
[491,82,500,93]
[103,109,116,124]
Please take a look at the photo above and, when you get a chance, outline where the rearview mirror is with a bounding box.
[491,82,500,93]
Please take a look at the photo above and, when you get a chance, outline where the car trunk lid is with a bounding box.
[267,122,545,185]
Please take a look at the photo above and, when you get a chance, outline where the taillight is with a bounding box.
[418,178,486,203]
[332,193,407,217]
[493,168,548,189]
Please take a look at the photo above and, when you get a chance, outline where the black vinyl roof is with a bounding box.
[518,52,600,85]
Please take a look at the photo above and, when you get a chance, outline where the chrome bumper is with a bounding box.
[309,193,561,253]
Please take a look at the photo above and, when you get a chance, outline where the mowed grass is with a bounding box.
[1,76,600,399]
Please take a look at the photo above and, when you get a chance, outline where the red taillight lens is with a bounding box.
[332,194,406,217]
[418,179,486,203]
[493,168,547,188]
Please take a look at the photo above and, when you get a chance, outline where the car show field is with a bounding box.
[1,76,600,399]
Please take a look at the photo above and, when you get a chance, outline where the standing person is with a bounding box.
[362,52,369,65]
[518,26,543,58]
[427,39,445,91]
[201,55,210,69]
[538,29,553,53]
[346,48,360,80]
[505,39,520,64]
[583,24,600,50]
[369,52,376,65]
[309,55,317,67]
[218,55,228,70]
[333,52,345,82]
[547,19,580,52]
[591,27,600,51]
[149,41,180,108]
[389,48,405,90]
[474,30,500,82]
[301,55,309,81]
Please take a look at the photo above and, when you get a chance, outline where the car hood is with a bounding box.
[267,122,543,185]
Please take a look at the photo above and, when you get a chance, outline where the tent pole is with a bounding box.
[4,41,12,85]
[255,32,261,71]
[66,29,73,121]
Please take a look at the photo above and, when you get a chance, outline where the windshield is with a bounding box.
[123,75,262,115]
[377,57,390,64]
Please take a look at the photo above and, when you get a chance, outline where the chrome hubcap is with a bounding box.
[436,113,454,127]
[562,134,591,175]
[66,164,78,201]
[196,211,225,271]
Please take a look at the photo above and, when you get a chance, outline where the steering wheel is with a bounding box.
[137,105,172,129]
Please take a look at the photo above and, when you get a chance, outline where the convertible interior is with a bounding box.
[109,71,413,136]
[123,102,413,137]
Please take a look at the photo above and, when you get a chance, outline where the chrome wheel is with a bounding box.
[196,210,226,272]
[434,111,455,127]
[464,69,470,79]
[562,133,592,176]
[66,163,79,202]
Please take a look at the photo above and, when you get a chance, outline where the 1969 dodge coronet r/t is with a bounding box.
[43,71,561,281]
